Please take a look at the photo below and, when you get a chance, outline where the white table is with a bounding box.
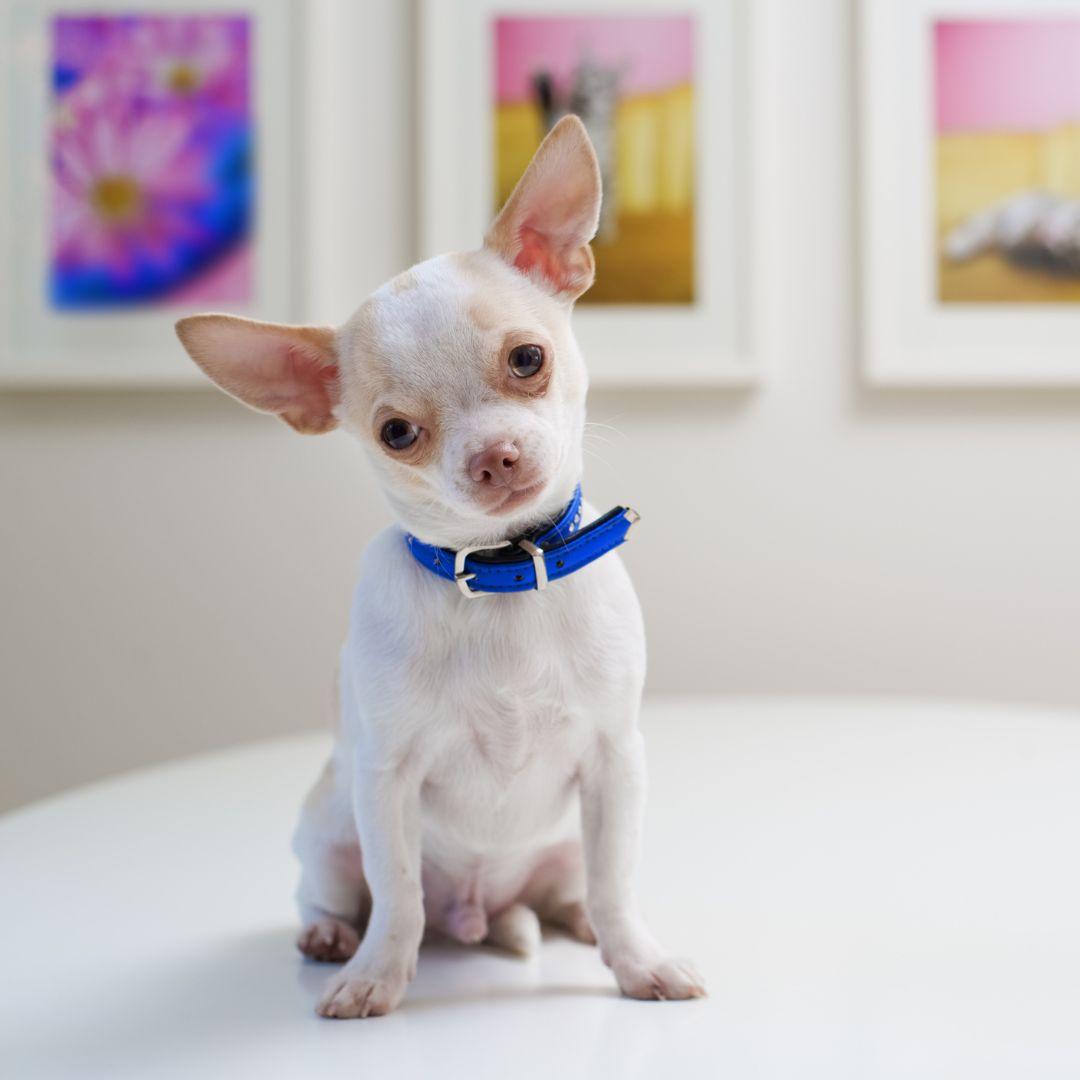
[3,698,1080,1079]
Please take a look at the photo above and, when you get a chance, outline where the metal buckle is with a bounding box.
[454,539,511,598]
[624,508,641,528]
[517,539,548,591]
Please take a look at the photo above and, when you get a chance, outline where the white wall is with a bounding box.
[3,0,1079,811]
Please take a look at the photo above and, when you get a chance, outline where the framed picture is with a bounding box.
[419,0,770,387]
[862,0,1080,385]
[0,0,297,386]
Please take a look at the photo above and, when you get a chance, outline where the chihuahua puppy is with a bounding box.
[176,116,703,1018]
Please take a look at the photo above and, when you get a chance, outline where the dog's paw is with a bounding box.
[612,955,706,1001]
[316,964,410,1019]
[297,918,360,963]
[485,903,541,957]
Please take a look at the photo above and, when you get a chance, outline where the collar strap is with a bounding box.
[405,486,640,598]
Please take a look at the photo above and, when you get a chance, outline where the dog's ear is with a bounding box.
[175,314,339,435]
[485,114,602,301]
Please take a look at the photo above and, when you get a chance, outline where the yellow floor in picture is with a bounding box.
[584,211,694,304]
[938,252,1080,303]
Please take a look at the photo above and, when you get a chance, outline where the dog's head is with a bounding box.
[176,116,601,548]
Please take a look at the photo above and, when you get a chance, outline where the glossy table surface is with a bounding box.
[3,698,1080,1079]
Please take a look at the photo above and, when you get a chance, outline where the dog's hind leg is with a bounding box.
[540,898,596,945]
[293,757,370,963]
[524,840,597,945]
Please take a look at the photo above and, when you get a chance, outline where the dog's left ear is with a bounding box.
[485,114,602,301]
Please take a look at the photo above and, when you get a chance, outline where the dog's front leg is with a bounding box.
[317,751,424,1019]
[581,729,705,1001]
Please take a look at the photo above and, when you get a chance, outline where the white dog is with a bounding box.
[176,116,704,1019]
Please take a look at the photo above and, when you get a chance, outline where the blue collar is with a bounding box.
[405,485,639,598]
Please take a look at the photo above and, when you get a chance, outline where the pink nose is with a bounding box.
[468,441,520,486]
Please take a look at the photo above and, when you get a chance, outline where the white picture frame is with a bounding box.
[418,0,770,388]
[861,0,1080,386]
[0,0,298,387]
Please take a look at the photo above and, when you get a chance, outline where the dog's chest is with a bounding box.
[406,596,600,805]
[420,686,587,855]
[430,618,592,778]
[448,685,580,780]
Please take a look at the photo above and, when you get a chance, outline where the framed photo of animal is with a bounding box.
[419,0,771,387]
[861,0,1080,385]
[0,0,297,386]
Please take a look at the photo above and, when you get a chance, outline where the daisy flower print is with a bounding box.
[50,15,252,308]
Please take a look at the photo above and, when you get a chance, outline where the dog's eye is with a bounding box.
[508,344,544,378]
[380,418,420,450]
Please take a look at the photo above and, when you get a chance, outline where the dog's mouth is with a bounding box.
[483,481,546,517]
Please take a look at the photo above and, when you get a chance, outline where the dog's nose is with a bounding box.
[468,441,520,486]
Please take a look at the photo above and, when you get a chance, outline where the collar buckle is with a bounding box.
[453,535,551,597]
[454,539,511,598]
[517,539,549,591]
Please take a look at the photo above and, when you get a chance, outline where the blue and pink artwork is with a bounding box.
[50,15,253,309]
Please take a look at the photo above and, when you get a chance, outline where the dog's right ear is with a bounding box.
[175,314,340,435]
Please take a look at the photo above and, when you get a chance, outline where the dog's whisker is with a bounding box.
[584,417,629,441]
[583,447,616,472]
[584,432,616,449]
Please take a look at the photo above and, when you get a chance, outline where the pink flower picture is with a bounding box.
[50,15,253,308]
